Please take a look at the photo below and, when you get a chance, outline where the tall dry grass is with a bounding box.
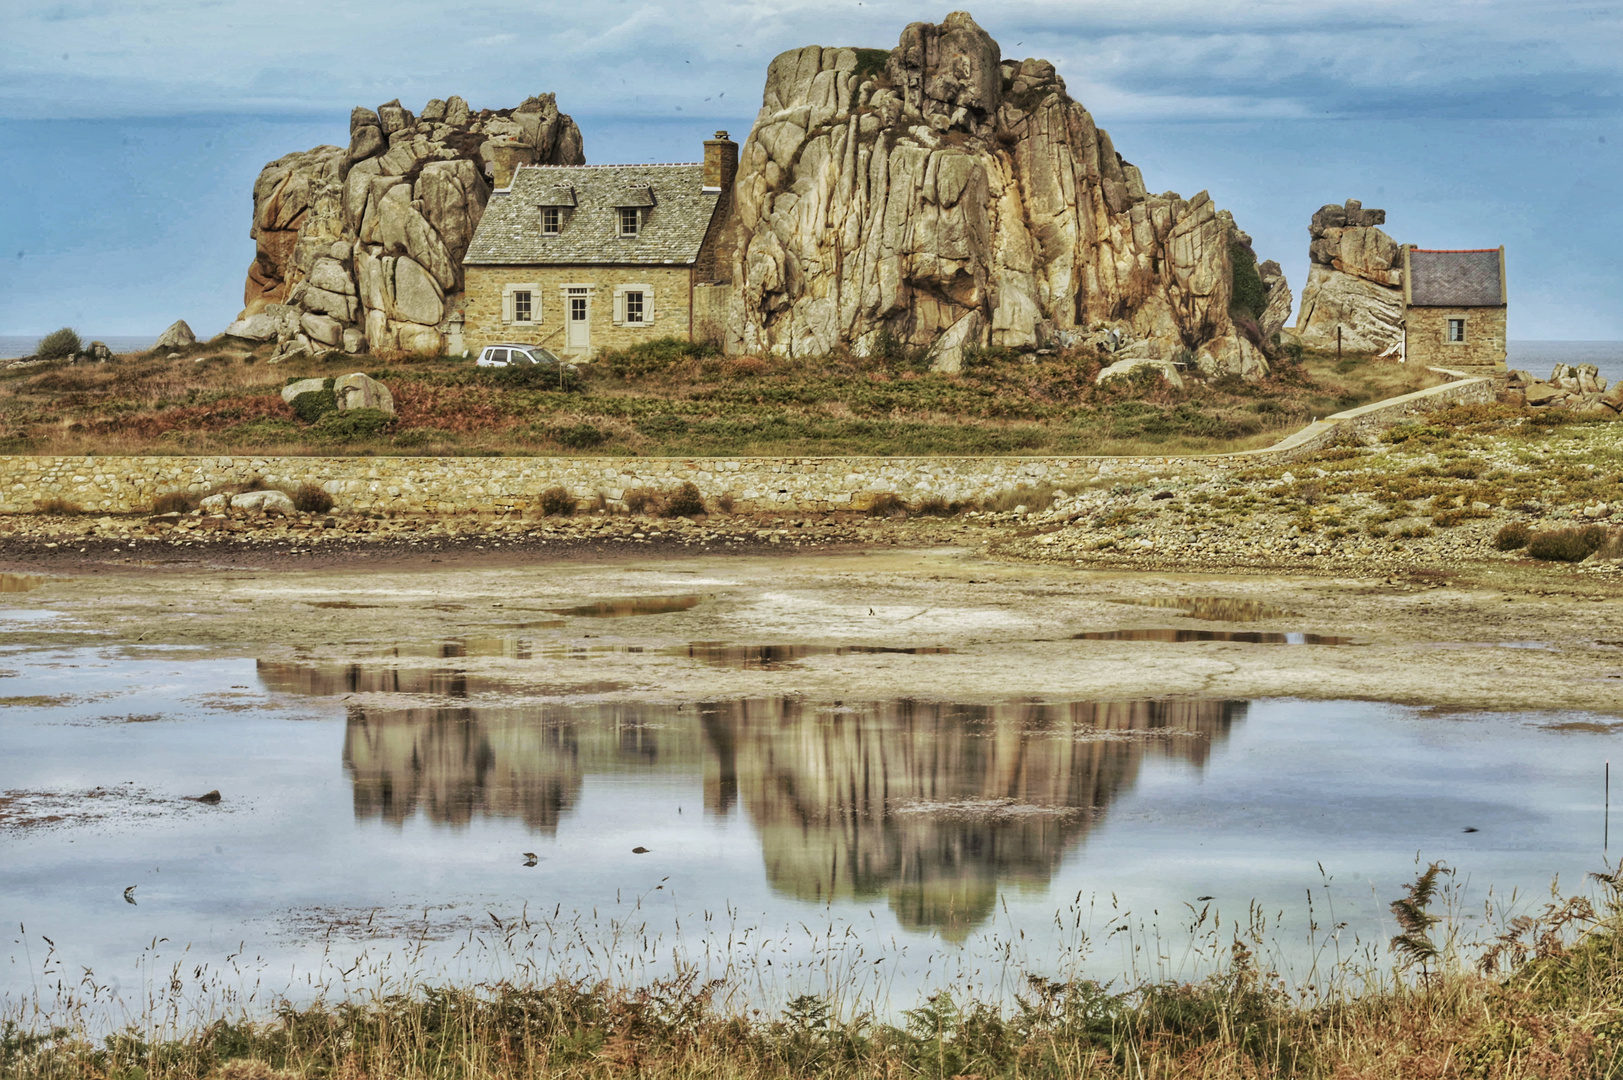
[7,867,1623,1078]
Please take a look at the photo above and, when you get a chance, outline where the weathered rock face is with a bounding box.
[1294,199,1404,354]
[726,12,1284,378]
[240,95,584,359]
[153,320,196,350]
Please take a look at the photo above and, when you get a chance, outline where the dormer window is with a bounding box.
[619,207,641,237]
[541,206,561,234]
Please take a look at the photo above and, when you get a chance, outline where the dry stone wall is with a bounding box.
[0,373,1497,518]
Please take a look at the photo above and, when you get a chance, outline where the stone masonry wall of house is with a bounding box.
[462,265,693,356]
[1406,307,1507,370]
[0,373,1496,517]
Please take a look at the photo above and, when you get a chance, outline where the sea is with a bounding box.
[1,336,1619,385]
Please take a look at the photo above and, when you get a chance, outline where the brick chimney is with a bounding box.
[703,131,737,193]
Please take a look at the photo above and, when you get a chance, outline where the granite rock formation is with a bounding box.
[233,95,584,358]
[726,12,1285,378]
[1294,199,1404,355]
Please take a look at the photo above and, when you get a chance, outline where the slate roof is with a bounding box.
[1408,248,1504,307]
[464,163,719,266]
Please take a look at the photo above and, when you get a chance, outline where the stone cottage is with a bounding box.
[460,132,737,358]
[1401,246,1507,371]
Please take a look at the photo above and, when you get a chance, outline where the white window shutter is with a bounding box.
[644,287,654,325]
[502,288,514,324]
[613,287,625,327]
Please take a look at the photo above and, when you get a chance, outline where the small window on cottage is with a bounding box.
[1447,318,1466,343]
[541,207,561,234]
[619,207,640,237]
[624,290,644,324]
[513,290,533,323]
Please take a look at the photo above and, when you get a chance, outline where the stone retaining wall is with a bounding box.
[0,370,1497,517]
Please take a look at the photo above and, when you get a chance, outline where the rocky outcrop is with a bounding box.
[153,320,196,350]
[725,13,1284,378]
[1507,365,1621,418]
[1294,199,1404,354]
[238,95,584,359]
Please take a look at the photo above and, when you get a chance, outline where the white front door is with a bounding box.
[566,288,590,352]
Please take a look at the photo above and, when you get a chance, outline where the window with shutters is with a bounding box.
[613,284,654,327]
[502,282,541,324]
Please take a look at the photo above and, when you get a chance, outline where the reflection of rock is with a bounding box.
[702,698,1246,941]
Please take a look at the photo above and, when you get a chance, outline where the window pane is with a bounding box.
[620,207,639,235]
[514,291,532,322]
[490,349,507,363]
[571,297,587,320]
[625,291,643,323]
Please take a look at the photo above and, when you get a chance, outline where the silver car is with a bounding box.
[475,343,563,367]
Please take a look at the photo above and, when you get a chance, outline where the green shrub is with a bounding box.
[1526,525,1610,562]
[598,337,712,380]
[150,491,196,515]
[539,486,575,516]
[1228,243,1267,320]
[36,328,81,360]
[662,481,705,518]
[393,427,456,449]
[1493,522,1532,550]
[290,381,339,423]
[292,483,334,514]
[311,407,394,440]
[550,423,608,449]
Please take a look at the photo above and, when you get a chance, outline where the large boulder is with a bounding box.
[725,14,1283,378]
[1295,199,1404,354]
[334,372,394,414]
[238,94,583,357]
[154,320,197,350]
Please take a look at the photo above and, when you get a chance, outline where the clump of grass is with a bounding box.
[1494,522,1532,550]
[547,422,609,450]
[289,380,338,423]
[980,483,1057,513]
[291,483,333,514]
[35,327,81,360]
[661,481,705,518]
[624,487,661,515]
[866,492,908,517]
[913,496,965,516]
[538,485,575,516]
[715,492,735,514]
[1526,525,1612,562]
[33,497,82,515]
[150,491,197,515]
[311,408,394,440]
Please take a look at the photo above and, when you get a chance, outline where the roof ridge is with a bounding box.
[1411,247,1500,253]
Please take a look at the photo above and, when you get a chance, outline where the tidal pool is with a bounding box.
[1,640,1617,1017]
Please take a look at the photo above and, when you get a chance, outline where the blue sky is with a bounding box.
[0,0,1619,339]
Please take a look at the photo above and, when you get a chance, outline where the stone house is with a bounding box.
[1401,246,1507,371]
[460,132,737,359]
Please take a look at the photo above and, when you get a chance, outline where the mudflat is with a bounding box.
[5,535,1620,716]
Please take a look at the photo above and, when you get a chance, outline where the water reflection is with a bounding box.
[300,672,1244,938]
[1108,597,1292,622]
[0,573,51,593]
[551,595,703,618]
[680,643,953,669]
[1074,629,1351,645]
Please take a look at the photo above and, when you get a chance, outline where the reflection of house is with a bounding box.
[460,133,737,359]
[341,705,696,831]
[264,659,1246,940]
[1401,246,1507,371]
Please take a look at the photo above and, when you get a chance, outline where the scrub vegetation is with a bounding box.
[0,338,1438,459]
[7,867,1623,1079]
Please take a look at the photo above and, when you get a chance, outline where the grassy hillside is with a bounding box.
[0,338,1440,459]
